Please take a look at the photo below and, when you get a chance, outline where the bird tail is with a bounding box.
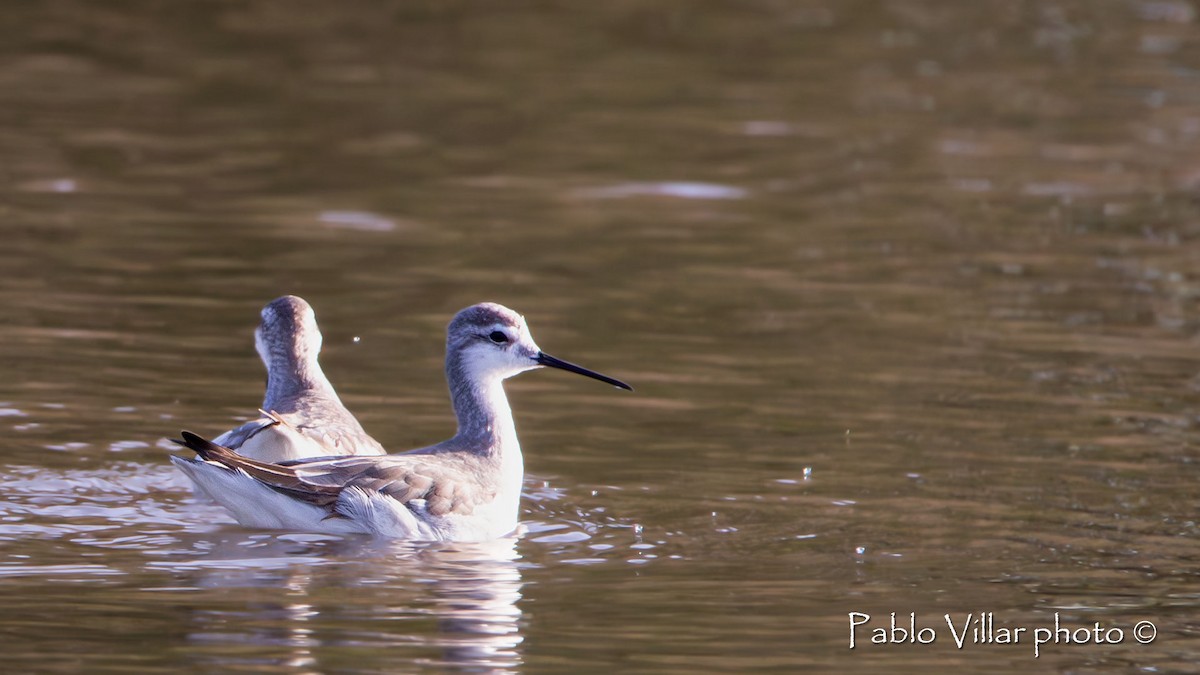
[172,431,338,506]
[173,431,237,462]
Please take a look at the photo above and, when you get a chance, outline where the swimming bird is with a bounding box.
[206,295,386,463]
[170,302,631,541]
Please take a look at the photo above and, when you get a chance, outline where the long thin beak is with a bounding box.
[535,352,633,391]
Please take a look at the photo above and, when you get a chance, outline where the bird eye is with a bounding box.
[488,331,508,344]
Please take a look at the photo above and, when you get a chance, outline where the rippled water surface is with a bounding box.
[5,1,1200,672]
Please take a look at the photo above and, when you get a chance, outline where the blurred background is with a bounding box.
[2,1,1200,672]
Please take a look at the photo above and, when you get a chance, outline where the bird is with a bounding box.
[170,302,632,541]
[206,295,386,463]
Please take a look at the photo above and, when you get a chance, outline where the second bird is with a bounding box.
[210,295,386,462]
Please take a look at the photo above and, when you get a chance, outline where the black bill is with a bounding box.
[535,352,633,391]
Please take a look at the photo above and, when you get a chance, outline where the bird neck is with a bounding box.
[262,352,338,410]
[446,356,520,459]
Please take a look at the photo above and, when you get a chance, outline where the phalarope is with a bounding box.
[171,302,631,541]
[208,295,385,463]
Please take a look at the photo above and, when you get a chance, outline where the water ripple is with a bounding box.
[574,182,748,200]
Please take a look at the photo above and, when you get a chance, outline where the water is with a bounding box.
[3,0,1200,671]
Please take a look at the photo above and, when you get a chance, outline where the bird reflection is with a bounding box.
[167,532,524,672]
[412,536,524,670]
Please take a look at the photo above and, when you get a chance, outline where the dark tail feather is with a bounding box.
[173,430,340,507]
[176,431,283,474]
[175,431,234,462]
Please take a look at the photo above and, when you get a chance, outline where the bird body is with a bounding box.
[172,302,630,542]
[211,295,385,463]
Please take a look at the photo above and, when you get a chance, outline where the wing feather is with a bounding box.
[174,432,493,517]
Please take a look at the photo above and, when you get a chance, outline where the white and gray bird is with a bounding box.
[170,302,631,541]
[207,295,386,463]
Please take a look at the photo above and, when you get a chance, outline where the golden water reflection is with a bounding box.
[161,535,525,672]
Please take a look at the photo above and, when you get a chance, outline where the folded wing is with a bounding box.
[174,432,494,517]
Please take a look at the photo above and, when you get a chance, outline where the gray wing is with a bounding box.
[287,452,495,517]
[280,410,387,456]
[212,417,278,450]
[177,432,491,517]
[214,409,386,461]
